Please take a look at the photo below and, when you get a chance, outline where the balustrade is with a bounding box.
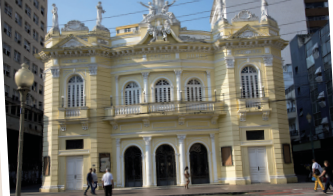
[115,105,141,115]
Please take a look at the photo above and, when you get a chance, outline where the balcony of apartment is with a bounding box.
[57,100,89,131]
[237,97,271,121]
[287,107,297,119]
[104,101,225,126]
[290,129,299,139]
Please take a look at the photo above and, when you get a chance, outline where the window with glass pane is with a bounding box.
[155,80,171,102]
[33,0,39,9]
[186,79,202,101]
[3,64,10,77]
[25,5,31,17]
[40,37,44,46]
[41,22,44,31]
[5,3,12,17]
[67,75,84,107]
[32,64,38,74]
[40,69,43,78]
[241,66,259,98]
[3,43,11,57]
[14,50,21,63]
[305,40,313,57]
[33,47,38,54]
[25,22,31,34]
[41,6,45,15]
[4,23,12,37]
[33,14,39,25]
[24,40,30,52]
[327,83,333,107]
[15,32,21,45]
[124,82,140,105]
[15,13,22,26]
[33,30,38,41]
[66,140,83,150]
[314,112,322,126]
[16,0,22,7]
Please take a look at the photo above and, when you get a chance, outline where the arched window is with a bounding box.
[155,80,171,102]
[241,66,259,98]
[67,75,84,107]
[124,82,140,105]
[186,79,202,101]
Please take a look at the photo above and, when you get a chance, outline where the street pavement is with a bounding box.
[9,183,333,196]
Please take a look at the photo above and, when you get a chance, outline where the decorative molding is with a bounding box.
[120,123,142,131]
[61,20,89,32]
[206,71,211,77]
[239,125,270,129]
[81,122,89,130]
[89,66,97,75]
[51,68,60,78]
[116,138,121,147]
[178,117,185,125]
[60,124,66,131]
[239,112,246,122]
[59,149,90,156]
[225,57,235,69]
[143,119,150,127]
[210,133,215,139]
[110,121,118,130]
[58,135,90,138]
[110,129,219,136]
[263,57,273,66]
[232,10,259,22]
[240,140,273,146]
[211,115,219,125]
[174,70,183,76]
[141,72,150,79]
[262,111,270,121]
[177,134,186,142]
[143,136,152,145]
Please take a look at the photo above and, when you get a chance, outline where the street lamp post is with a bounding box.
[14,63,34,196]
[306,113,316,160]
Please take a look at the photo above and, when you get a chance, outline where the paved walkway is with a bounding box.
[10,183,333,196]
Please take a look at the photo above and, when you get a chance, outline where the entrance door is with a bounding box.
[124,146,143,187]
[190,143,210,184]
[156,145,176,186]
[66,156,83,190]
[248,147,269,183]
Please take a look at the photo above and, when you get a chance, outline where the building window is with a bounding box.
[116,30,120,34]
[39,101,43,110]
[40,21,44,31]
[15,13,22,26]
[24,40,30,52]
[327,82,333,109]
[295,66,298,74]
[297,87,301,95]
[24,57,30,67]
[186,79,202,101]
[33,47,38,54]
[33,0,39,9]
[16,0,22,8]
[246,130,265,140]
[155,79,171,102]
[66,140,84,150]
[307,16,329,22]
[33,14,39,25]
[32,81,37,92]
[221,147,233,166]
[5,3,13,17]
[14,32,22,45]
[3,43,11,57]
[40,37,44,46]
[124,28,131,33]
[14,50,21,63]
[32,64,38,74]
[25,22,31,34]
[40,68,43,78]
[41,6,45,15]
[67,75,84,107]
[305,2,328,9]
[241,66,259,98]
[39,85,43,95]
[4,22,12,37]
[33,30,38,41]
[4,85,10,97]
[282,144,292,164]
[124,82,140,105]
[314,112,322,127]
[3,64,10,77]
[25,5,31,17]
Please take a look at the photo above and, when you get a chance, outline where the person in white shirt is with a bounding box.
[101,168,114,196]
[312,159,324,191]
[91,169,98,194]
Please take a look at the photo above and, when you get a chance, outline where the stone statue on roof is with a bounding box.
[96,1,106,26]
[52,4,59,29]
[161,0,176,14]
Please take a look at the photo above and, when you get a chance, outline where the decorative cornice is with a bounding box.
[141,72,150,79]
[174,70,182,76]
[177,134,186,142]
[111,129,219,137]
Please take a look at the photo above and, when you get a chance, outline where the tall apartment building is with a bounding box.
[305,0,329,33]
[2,0,47,188]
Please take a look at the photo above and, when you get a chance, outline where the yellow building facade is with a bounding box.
[38,0,297,192]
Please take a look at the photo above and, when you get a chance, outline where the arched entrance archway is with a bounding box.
[189,143,210,184]
[124,146,142,187]
[155,145,176,186]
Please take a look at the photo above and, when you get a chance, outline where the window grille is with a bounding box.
[155,80,171,102]
[186,79,202,101]
[241,66,259,98]
[124,82,140,105]
[67,75,84,107]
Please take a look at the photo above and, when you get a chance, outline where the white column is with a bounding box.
[143,136,152,186]
[115,75,119,105]
[174,70,182,101]
[116,138,121,186]
[142,72,149,103]
[206,71,212,101]
[210,134,218,182]
[177,135,186,185]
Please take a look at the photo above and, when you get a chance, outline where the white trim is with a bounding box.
[63,73,86,108]
[58,149,89,156]
[240,140,273,146]
[111,66,214,75]
[184,77,206,101]
[121,144,145,187]
[58,135,90,138]
[151,76,174,103]
[239,64,262,98]
[110,129,219,137]
[239,125,270,128]
[120,123,143,131]
[121,79,142,105]
[219,176,250,181]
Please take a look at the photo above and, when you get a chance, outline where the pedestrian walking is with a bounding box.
[319,160,333,194]
[91,169,98,194]
[102,168,114,196]
[312,159,324,191]
[184,166,190,189]
[84,168,95,195]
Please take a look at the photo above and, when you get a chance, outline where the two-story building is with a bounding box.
[38,0,296,192]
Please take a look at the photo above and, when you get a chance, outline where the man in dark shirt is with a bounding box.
[84,168,95,195]
[319,160,333,194]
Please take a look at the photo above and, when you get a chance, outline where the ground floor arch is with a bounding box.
[124,146,143,187]
[189,143,210,184]
[155,144,177,186]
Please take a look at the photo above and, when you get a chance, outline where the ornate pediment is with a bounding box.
[61,20,89,32]
[232,10,259,22]
[229,25,262,39]
[61,39,85,48]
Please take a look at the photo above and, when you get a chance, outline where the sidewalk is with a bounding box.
[10,183,333,196]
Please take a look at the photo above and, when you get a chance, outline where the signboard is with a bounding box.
[99,153,111,173]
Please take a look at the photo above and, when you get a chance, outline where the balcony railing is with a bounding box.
[59,107,89,120]
[245,98,262,109]
[186,102,214,112]
[115,105,141,115]
[65,109,81,117]
[149,103,176,113]
[238,98,270,112]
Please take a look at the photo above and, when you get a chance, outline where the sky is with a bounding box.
[47,0,215,35]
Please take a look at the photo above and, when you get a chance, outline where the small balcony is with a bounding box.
[238,98,271,121]
[287,108,297,119]
[58,107,90,131]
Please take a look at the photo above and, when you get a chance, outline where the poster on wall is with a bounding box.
[99,153,111,173]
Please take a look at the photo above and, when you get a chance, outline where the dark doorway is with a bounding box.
[124,146,142,187]
[190,143,210,184]
[156,145,176,186]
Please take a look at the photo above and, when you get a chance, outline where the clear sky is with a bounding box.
[47,0,215,35]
